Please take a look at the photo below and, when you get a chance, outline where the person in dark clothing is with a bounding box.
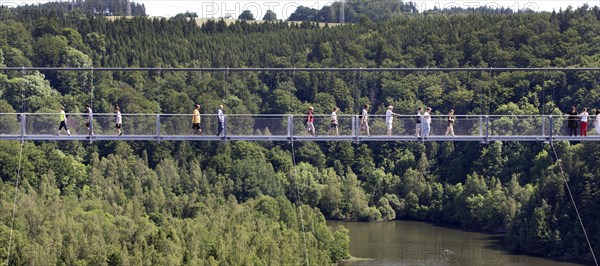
[415,107,422,137]
[567,106,578,136]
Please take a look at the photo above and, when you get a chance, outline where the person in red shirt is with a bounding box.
[306,106,317,136]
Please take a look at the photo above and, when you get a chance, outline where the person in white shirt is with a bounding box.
[422,107,432,137]
[359,104,370,136]
[328,107,339,136]
[579,107,589,137]
[385,105,399,137]
[115,106,122,136]
[216,105,225,137]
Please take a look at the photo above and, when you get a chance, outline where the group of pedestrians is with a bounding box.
[54,104,600,138]
[191,104,226,136]
[57,105,122,136]
[57,104,226,137]
[56,104,461,137]
[415,107,456,137]
[566,106,600,136]
[309,105,457,137]
[415,107,432,137]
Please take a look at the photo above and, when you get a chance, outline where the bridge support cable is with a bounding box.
[6,65,29,265]
[89,68,95,143]
[550,142,598,266]
[7,67,600,72]
[290,140,310,265]
[6,142,25,266]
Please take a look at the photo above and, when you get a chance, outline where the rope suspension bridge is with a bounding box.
[0,113,597,143]
[2,67,599,265]
[2,66,598,145]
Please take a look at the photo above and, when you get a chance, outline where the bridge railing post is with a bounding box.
[549,115,553,142]
[479,116,483,138]
[352,115,356,139]
[485,115,489,144]
[542,116,546,136]
[223,115,227,139]
[20,113,26,141]
[288,115,293,139]
[354,115,359,144]
[156,114,161,138]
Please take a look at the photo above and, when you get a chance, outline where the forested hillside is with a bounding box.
[1,3,600,264]
[5,0,146,17]
[288,0,417,23]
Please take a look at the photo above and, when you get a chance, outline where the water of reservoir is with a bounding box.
[328,220,583,266]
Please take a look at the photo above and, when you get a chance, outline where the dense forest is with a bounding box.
[1,0,600,264]
[6,0,146,17]
[289,0,418,23]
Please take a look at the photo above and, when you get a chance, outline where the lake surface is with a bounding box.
[328,220,583,266]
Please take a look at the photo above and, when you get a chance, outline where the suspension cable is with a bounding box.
[6,73,27,265]
[89,68,95,141]
[5,67,600,72]
[6,142,24,265]
[20,67,26,113]
[541,72,546,115]
[550,142,598,266]
[89,67,94,110]
[353,71,358,112]
[357,69,362,112]
[225,67,231,94]
[487,67,492,115]
[290,140,310,265]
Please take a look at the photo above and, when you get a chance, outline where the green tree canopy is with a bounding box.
[263,10,277,21]
[238,10,255,20]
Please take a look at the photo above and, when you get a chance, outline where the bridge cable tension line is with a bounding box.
[7,67,600,72]
[550,142,598,266]
[6,142,24,266]
[7,66,28,265]
[290,139,310,265]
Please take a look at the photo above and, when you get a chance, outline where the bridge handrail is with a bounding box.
[0,113,582,118]
[0,113,588,143]
[0,112,600,143]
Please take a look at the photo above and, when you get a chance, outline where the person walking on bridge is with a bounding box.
[115,106,123,136]
[56,106,71,136]
[306,106,317,136]
[360,104,370,136]
[579,107,589,137]
[192,104,202,135]
[567,106,578,136]
[85,104,94,135]
[415,107,422,137]
[422,107,432,137]
[216,105,225,137]
[328,107,339,136]
[445,109,455,137]
[386,105,399,137]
